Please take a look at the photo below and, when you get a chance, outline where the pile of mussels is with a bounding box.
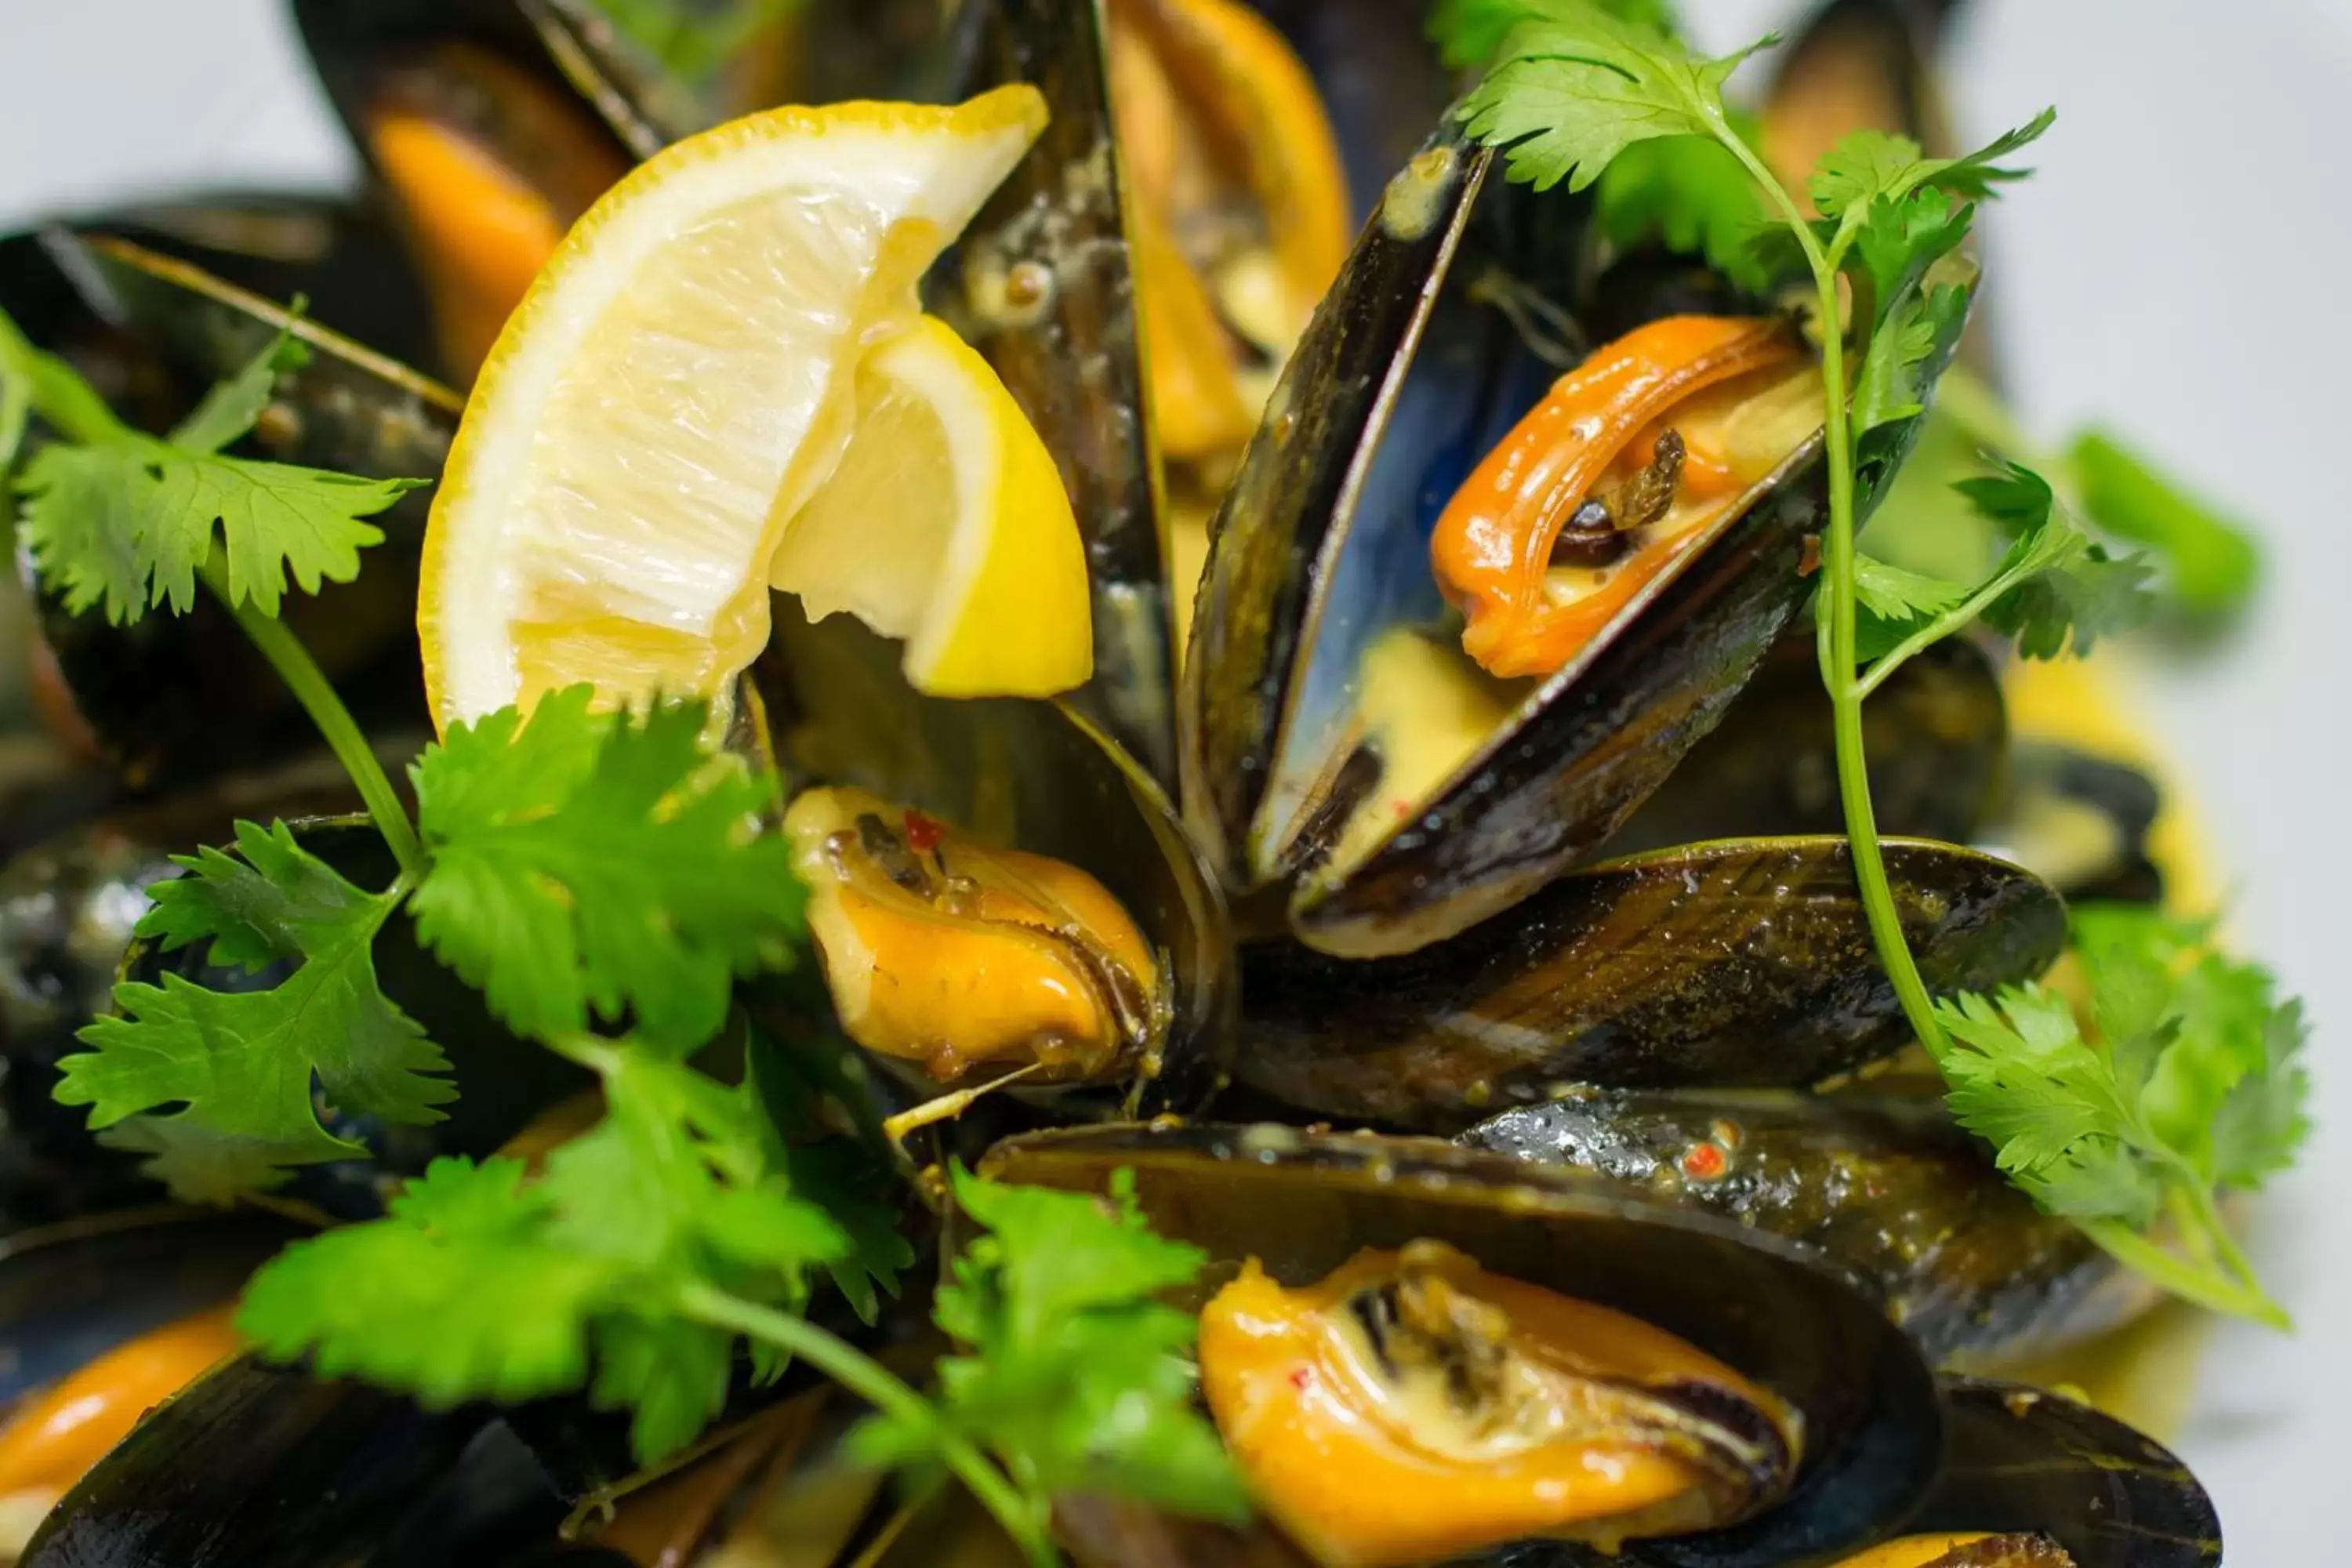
[0,0,2226,1564]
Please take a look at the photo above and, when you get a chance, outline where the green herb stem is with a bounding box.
[205,559,426,880]
[0,307,129,449]
[2079,1217,2289,1330]
[674,1280,1054,1566]
[1716,133,1951,1054]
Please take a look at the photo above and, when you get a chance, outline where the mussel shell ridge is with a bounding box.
[1236,837,2065,1127]
[1906,1377,2221,1567]
[983,1122,1943,1567]
[1459,1088,2142,1363]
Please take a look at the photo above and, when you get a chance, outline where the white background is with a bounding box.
[0,1,2342,1561]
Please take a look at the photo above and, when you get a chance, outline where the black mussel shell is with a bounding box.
[945,0,1178,788]
[9,231,452,795]
[1899,1377,2221,1567]
[1235,837,2063,1127]
[0,1207,299,1402]
[295,0,662,167]
[1459,1087,2147,1363]
[1977,742,2165,906]
[945,0,1450,793]
[1183,113,1972,958]
[983,1122,1944,1568]
[755,602,1233,1117]
[1608,636,2006,856]
[22,1357,513,1568]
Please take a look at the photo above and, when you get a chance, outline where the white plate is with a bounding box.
[2,1,2341,1560]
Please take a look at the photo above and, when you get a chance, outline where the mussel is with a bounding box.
[292,0,647,384]
[757,604,1232,1120]
[1821,1377,2220,1568]
[4,227,452,793]
[0,1206,300,1559]
[944,0,1447,785]
[1459,1087,2143,1364]
[982,1122,1943,1568]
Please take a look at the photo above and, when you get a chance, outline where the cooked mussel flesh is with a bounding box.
[759,605,1231,1115]
[983,1122,1942,1568]
[784,786,1163,1085]
[292,0,643,383]
[1184,114,1967,957]
[0,1207,299,1558]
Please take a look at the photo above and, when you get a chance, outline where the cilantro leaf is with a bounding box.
[1971,468,2157,660]
[1929,908,2311,1323]
[1431,0,1680,69]
[1454,3,1770,193]
[1813,113,2055,233]
[2064,429,2261,615]
[409,685,802,1052]
[1851,553,1965,662]
[1594,130,1767,282]
[241,1047,849,1463]
[593,0,800,83]
[850,1166,1248,1528]
[170,325,309,456]
[1853,463,2154,673]
[1852,281,1966,439]
[13,321,424,622]
[55,819,450,1200]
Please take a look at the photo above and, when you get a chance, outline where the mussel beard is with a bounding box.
[1196,1239,1799,1568]
[782,786,1163,1084]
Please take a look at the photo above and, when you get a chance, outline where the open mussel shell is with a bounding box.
[944,0,1448,793]
[756,602,1233,1118]
[1459,1087,2146,1364]
[21,1357,532,1568]
[1181,114,1970,958]
[1895,1377,2220,1567]
[984,1122,1944,1568]
[1235,837,2063,1128]
[1976,742,2165,906]
[1608,636,2007,856]
[9,230,453,794]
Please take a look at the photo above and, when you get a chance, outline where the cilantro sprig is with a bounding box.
[850,1167,1249,1541]
[0,302,428,872]
[4,300,1243,1559]
[1439,0,2303,1321]
[1930,908,2308,1325]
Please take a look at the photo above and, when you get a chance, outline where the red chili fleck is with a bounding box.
[1798,534,1823,577]
[1289,1366,1313,1392]
[902,810,946,853]
[1681,1142,1728,1181]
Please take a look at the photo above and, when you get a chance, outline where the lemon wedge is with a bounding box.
[417,87,1060,729]
[771,315,1091,697]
